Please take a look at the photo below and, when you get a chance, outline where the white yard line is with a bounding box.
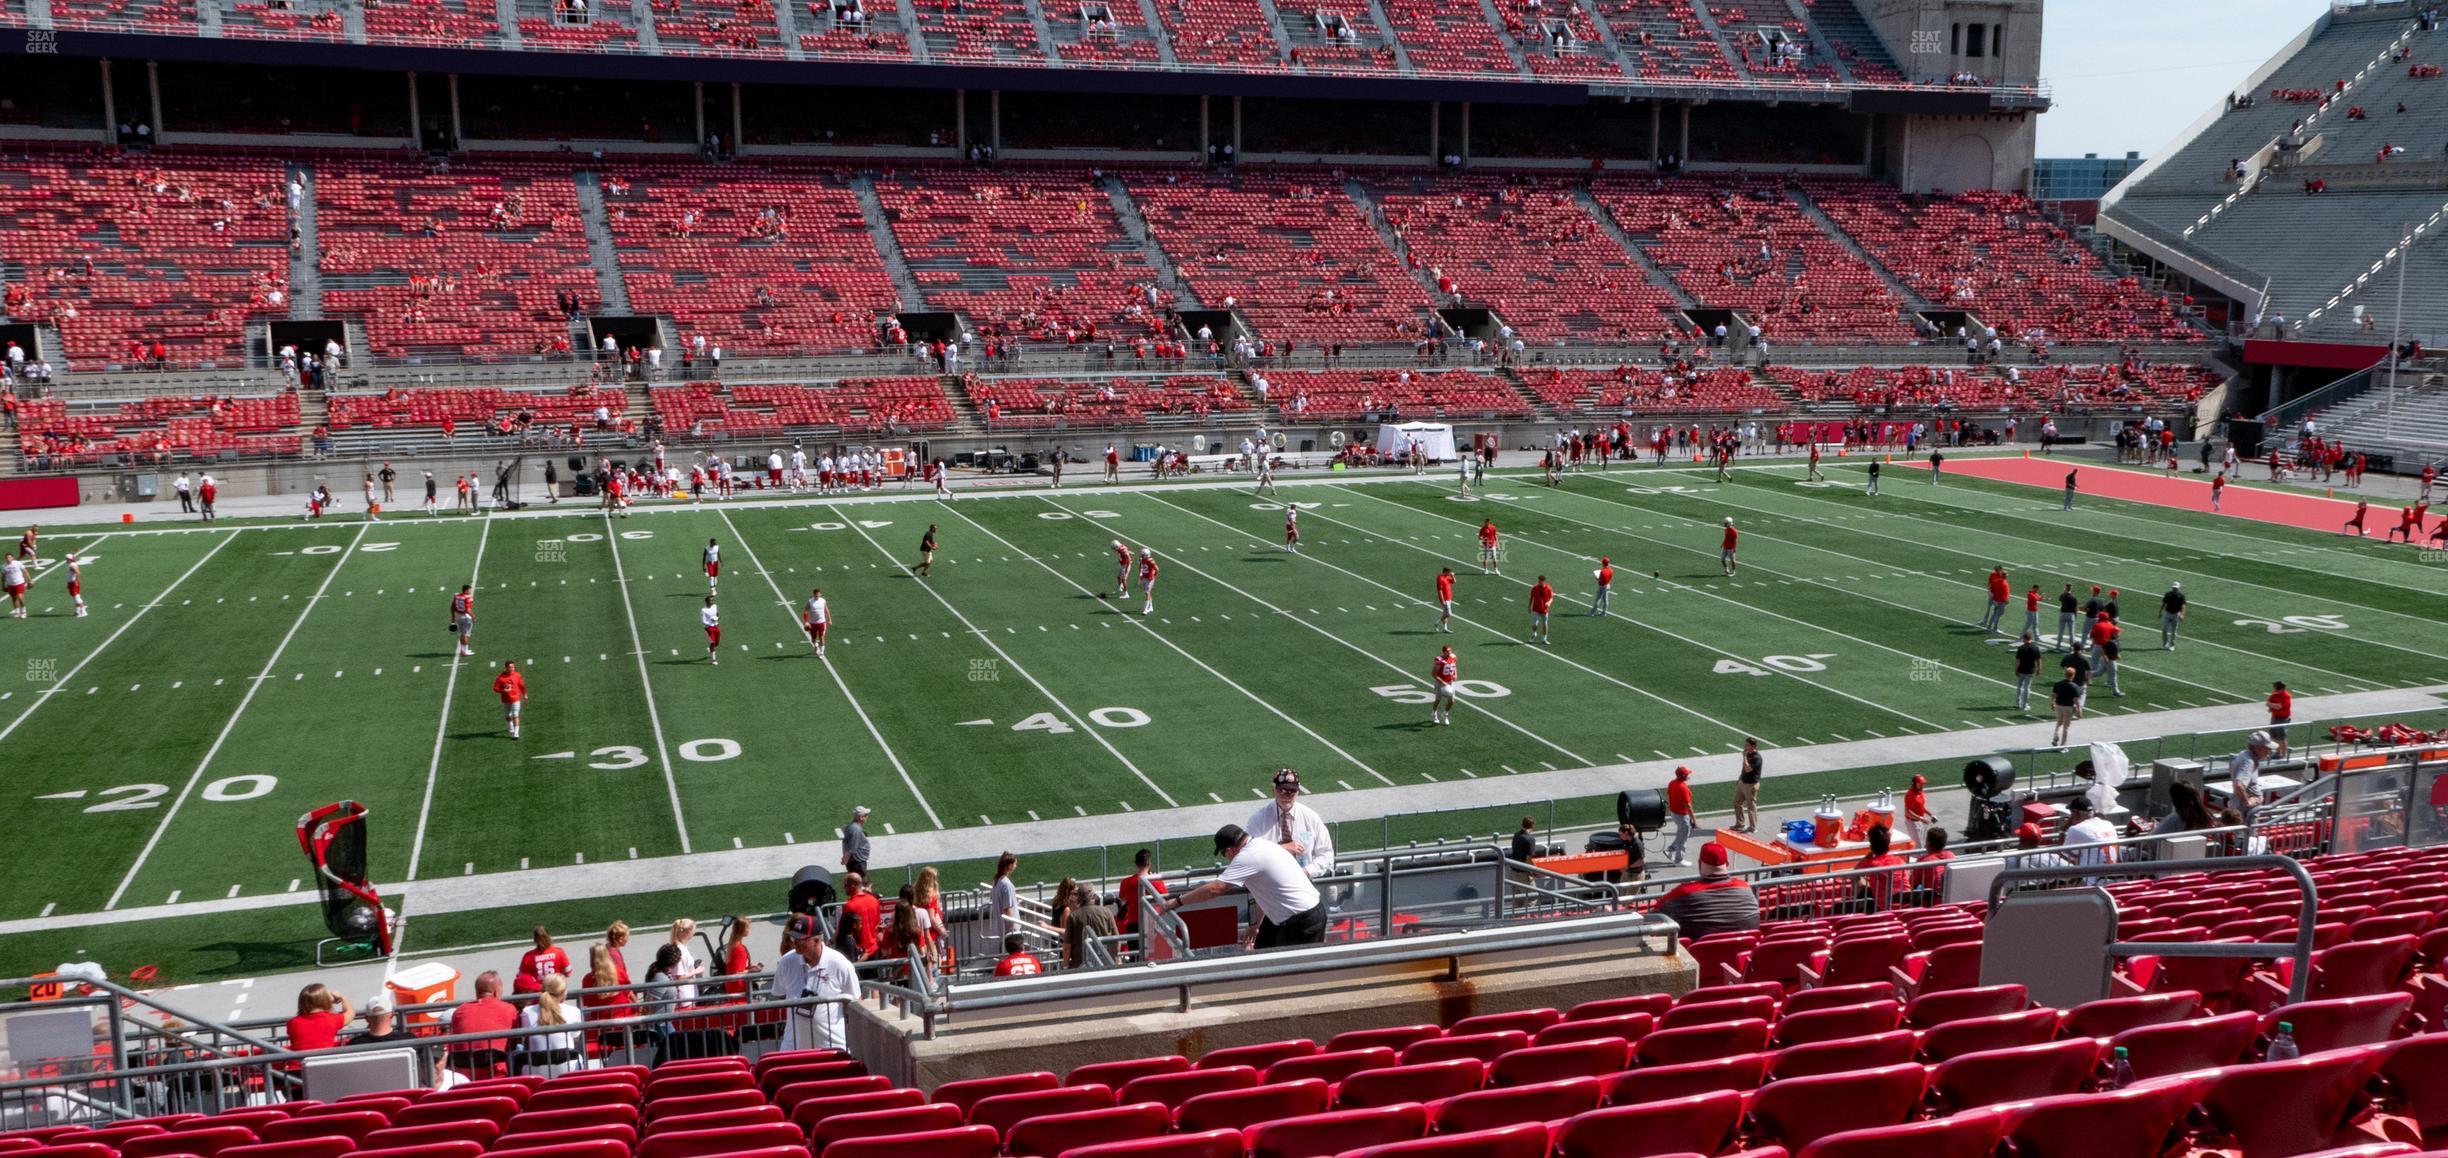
[1123,495,1594,767]
[970,498,1392,786]
[406,516,493,881]
[716,508,945,829]
[105,524,371,910]
[0,531,235,747]
[829,503,1181,809]
[604,514,694,855]
[1582,479,2398,692]
[1321,486,1965,732]
[1141,491,1760,739]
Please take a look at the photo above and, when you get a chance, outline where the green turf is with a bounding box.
[4,460,2445,977]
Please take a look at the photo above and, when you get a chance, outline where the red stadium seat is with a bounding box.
[1196,1041,1317,1072]
[360,1123,500,1152]
[810,1106,965,1150]
[1117,1067,1260,1112]
[933,1073,1059,1116]
[2262,935,2421,1006]
[1791,1107,2010,1158]
[1052,1128,1242,1158]
[1066,1057,1188,1090]
[1326,1027,1443,1054]
[1335,1060,1485,1110]
[2059,991,2201,1040]
[1798,937,1909,989]
[1241,1104,1429,1158]
[1765,1031,1918,1080]
[1447,1010,1561,1038]
[350,1144,487,1158]
[2197,1045,2394,1157]
[1927,1038,2104,1111]
[466,1142,625,1158]
[1550,1090,1746,1158]
[1903,984,2028,1030]
[1532,1013,1654,1049]
[1771,1001,1900,1048]
[639,1121,803,1158]
[2110,1010,2263,1080]
[1174,1080,1332,1134]
[818,1126,995,1158]
[1744,1063,1926,1152]
[760,1061,868,1097]
[1264,1049,1399,1087]
[504,1105,643,1136]
[1566,995,1674,1023]
[643,1070,753,1103]
[522,1087,641,1116]
[644,1091,767,1123]
[791,1089,927,1135]
[1399,1032,1529,1068]
[1915,1008,2059,1061]
[645,1105,786,1136]
[2261,993,2416,1054]
[2002,1075,2214,1158]
[219,1139,358,1158]
[1487,1038,1628,1087]
[1778,984,1894,1018]
[966,1085,1116,1136]
[753,1050,847,1079]
[1602,1053,1771,1107]
[490,1126,640,1153]
[1334,1122,1548,1158]
[1657,996,1775,1031]
[1633,1019,1772,1067]
[777,1078,897,1114]
[263,1114,391,1144]
[1002,1104,1169,1158]
[1426,1077,1601,1134]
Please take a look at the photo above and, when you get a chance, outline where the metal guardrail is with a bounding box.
[1987,853,2319,1006]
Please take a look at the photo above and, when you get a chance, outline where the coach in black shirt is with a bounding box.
[2160,583,2186,650]
[2013,633,2044,712]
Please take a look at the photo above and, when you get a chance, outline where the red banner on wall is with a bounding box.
[0,476,81,512]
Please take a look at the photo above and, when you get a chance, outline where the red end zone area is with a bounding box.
[1949,455,2432,537]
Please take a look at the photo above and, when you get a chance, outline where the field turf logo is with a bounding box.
[26,657,58,683]
[535,538,568,564]
[1910,657,1942,683]
[968,658,1000,683]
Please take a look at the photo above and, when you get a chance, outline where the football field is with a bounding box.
[5,456,2447,929]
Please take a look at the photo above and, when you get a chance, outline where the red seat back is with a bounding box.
[1772,1001,1901,1048]
[1632,1018,1772,1067]
[125,1127,259,1158]
[1398,1032,1530,1067]
[1531,1013,1652,1050]
[2197,1045,2393,1157]
[2059,990,2200,1040]
[790,1089,926,1136]
[1426,1077,1601,1135]
[811,1106,965,1150]
[1903,983,2028,1029]
[263,1113,392,1144]
[643,1090,765,1123]
[1195,1041,1316,1072]
[1564,995,1673,1023]
[1656,995,1775,1031]
[966,1085,1115,1136]
[1602,1053,1770,1107]
[776,1077,896,1114]
[1002,1104,1168,1158]
[350,1144,486,1158]
[2003,1075,2213,1158]
[2109,1010,2262,1080]
[1241,1104,1429,1158]
[1766,1031,1918,1080]
[1051,1128,1242,1158]
[1264,1048,1399,1087]
[2380,1032,2448,1139]
[1447,1009,1560,1038]
[1745,1063,1926,1152]
[490,1126,640,1153]
[1174,1079,1331,1134]
[219,1139,360,1158]
[932,1072,1057,1116]
[816,1125,995,1158]
[1928,1038,2104,1111]
[1333,1122,1547,1158]
[1487,1038,1628,1087]
[638,1121,801,1158]
[2260,992,2414,1054]
[1335,1060,1485,1109]
[1781,983,1895,1018]
[1065,1057,1188,1090]
[1550,1090,1745,1158]
[1916,1007,2060,1061]
[644,1105,785,1137]
[1116,1066,1257,1111]
[361,1123,500,1152]
[1791,1106,2009,1158]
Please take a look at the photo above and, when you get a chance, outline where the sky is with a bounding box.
[2035,0,2325,158]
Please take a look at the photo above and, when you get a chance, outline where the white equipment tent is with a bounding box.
[1376,422,1458,462]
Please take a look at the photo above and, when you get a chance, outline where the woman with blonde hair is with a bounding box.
[286,982,350,1050]
[517,974,588,1077]
[578,943,629,1022]
[916,866,953,972]
[666,918,704,1006]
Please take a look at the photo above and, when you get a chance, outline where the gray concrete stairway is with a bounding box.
[285,163,325,319]
[1103,176,1201,307]
[1248,0,1300,63]
[849,175,927,310]
[630,0,662,51]
[1571,186,1701,312]
[570,172,634,314]
[1131,0,1180,64]
[1789,185,1931,312]
[1473,0,1530,73]
[498,0,522,46]
[1776,0,1847,83]
[24,0,54,27]
[1355,0,1416,72]
[1683,0,1752,82]
[1343,178,1442,303]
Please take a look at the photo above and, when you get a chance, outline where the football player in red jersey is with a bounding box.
[1478,518,1501,575]
[1719,517,1739,576]
[1429,645,1458,726]
[1527,575,1555,645]
[1108,539,1132,598]
[451,584,476,656]
[1433,566,1455,633]
[493,661,526,739]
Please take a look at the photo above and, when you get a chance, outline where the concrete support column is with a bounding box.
[1428,101,1439,163]
[693,81,706,148]
[98,60,116,145]
[1648,100,1660,164]
[955,89,966,151]
[407,71,421,145]
[448,73,462,146]
[1199,94,1209,158]
[146,59,163,137]
[1458,101,1470,164]
[989,89,1000,153]
[1231,95,1241,155]
[731,82,744,151]
[1678,103,1690,159]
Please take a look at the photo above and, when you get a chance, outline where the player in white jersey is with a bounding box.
[802,588,830,657]
[2,554,27,618]
[64,552,85,617]
[1283,505,1300,552]
[1457,454,1471,493]
[932,459,951,500]
[1137,548,1160,615]
[1109,539,1133,597]
[1254,453,1277,497]
[701,595,722,664]
[790,447,808,492]
[703,538,721,593]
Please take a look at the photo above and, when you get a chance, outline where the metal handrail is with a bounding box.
[1986,853,2319,1006]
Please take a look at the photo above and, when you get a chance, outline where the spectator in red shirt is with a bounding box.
[1852,825,1908,909]
[286,983,351,1051]
[1664,766,1696,866]
[1902,774,1935,846]
[1912,827,1956,896]
[447,971,520,1077]
[1117,848,1167,935]
[579,942,635,1023]
[515,925,569,994]
[2267,681,2294,757]
[717,915,756,1000]
[992,934,1043,977]
[835,873,882,963]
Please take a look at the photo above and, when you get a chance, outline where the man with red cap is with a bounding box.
[1650,843,1759,938]
[1664,766,1696,865]
[1902,774,1934,846]
[1979,566,2010,633]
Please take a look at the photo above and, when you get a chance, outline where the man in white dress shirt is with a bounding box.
[1244,768,1335,879]
[772,914,858,1052]
[1167,824,1327,949]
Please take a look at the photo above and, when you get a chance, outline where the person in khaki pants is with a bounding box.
[1732,739,1763,833]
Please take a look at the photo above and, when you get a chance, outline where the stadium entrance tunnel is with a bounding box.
[267,319,347,365]
[1919,308,1985,340]
[1174,308,1245,345]
[589,315,665,357]
[897,310,961,345]
[1683,306,1741,341]
[1436,306,1506,342]
[0,322,39,364]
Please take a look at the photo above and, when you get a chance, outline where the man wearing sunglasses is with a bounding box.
[1245,768,1336,880]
